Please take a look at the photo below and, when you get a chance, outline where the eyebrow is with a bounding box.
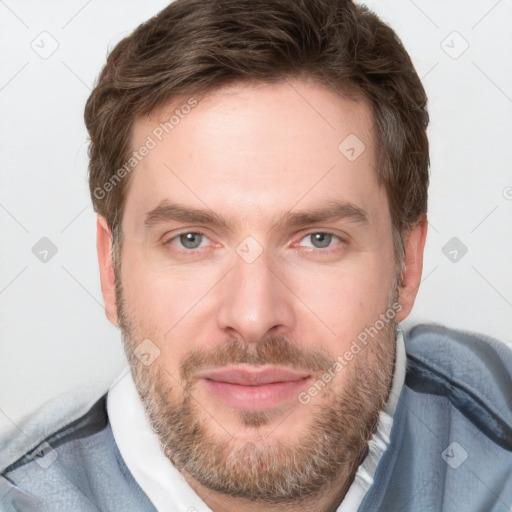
[143,198,368,231]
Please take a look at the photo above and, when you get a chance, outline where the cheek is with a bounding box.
[123,271,197,330]
[120,246,220,341]
[288,256,394,346]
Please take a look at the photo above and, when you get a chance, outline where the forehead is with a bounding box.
[124,79,386,232]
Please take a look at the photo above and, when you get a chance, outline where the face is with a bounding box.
[97,79,424,503]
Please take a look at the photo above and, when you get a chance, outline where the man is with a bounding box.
[1,0,511,510]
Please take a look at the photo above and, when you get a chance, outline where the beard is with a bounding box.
[115,272,399,504]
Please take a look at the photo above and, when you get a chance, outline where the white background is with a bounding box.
[1,0,511,434]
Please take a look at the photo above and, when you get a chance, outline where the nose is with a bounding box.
[215,245,296,344]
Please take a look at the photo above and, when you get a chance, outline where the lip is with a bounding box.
[199,365,311,385]
[197,365,312,411]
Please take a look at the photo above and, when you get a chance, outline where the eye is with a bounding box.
[166,232,210,251]
[298,232,344,251]
[163,230,345,255]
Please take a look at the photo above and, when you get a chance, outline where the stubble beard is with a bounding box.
[115,272,399,504]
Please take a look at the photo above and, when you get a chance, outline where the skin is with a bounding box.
[96,78,427,512]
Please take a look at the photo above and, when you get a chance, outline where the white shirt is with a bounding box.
[108,328,406,512]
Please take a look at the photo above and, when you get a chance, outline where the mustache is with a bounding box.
[179,336,334,383]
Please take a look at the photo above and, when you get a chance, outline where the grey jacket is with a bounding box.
[1,323,511,511]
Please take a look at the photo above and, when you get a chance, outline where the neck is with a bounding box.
[182,445,367,512]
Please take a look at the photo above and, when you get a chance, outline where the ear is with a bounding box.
[395,216,428,322]
[96,215,119,326]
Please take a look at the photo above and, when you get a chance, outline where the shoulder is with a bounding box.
[0,390,155,512]
[404,322,512,450]
[0,393,109,511]
[1,388,108,474]
[1,394,108,474]
[361,324,512,510]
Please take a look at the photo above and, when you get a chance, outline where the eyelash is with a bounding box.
[163,231,345,255]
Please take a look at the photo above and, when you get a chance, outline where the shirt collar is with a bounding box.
[108,327,406,512]
[336,325,406,511]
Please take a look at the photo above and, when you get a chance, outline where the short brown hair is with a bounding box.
[85,0,429,261]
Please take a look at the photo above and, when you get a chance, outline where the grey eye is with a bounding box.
[179,232,203,249]
[309,233,332,248]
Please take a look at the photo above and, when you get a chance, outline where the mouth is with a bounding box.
[197,365,312,411]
